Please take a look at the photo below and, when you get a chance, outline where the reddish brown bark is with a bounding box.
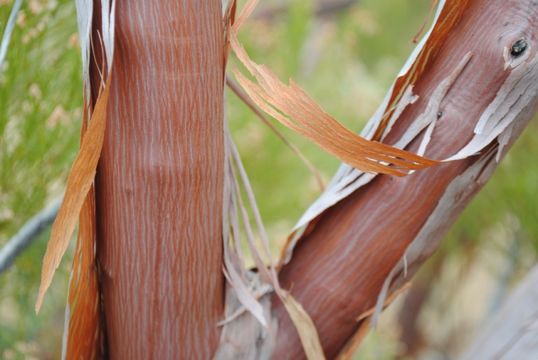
[272,0,538,358]
[94,1,225,358]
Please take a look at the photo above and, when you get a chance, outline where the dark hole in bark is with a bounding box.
[511,39,528,57]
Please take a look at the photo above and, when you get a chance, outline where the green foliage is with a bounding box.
[0,0,80,357]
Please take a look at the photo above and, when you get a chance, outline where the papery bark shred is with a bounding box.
[36,80,111,312]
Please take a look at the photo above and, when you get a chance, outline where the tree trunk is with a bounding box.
[95,1,225,358]
[271,0,538,357]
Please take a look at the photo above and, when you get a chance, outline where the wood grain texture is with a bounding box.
[94,1,225,358]
[272,1,538,358]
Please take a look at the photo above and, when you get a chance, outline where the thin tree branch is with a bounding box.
[0,0,23,71]
[0,197,61,274]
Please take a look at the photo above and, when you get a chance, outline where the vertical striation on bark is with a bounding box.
[272,0,538,358]
[95,1,225,358]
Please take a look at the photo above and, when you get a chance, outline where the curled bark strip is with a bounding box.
[373,0,472,140]
[61,87,103,359]
[36,0,116,314]
[278,291,326,360]
[224,130,327,359]
[229,0,435,176]
[225,2,333,358]
[230,33,435,176]
[276,0,474,266]
[41,2,115,358]
[36,77,112,312]
[63,186,101,359]
[226,75,326,191]
[282,51,471,265]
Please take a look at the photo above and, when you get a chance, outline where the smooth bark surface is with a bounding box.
[272,1,538,358]
[95,1,225,358]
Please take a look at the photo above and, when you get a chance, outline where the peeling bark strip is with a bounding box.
[272,1,538,358]
[95,1,225,358]
[229,1,436,177]
[215,284,277,359]
[37,0,115,314]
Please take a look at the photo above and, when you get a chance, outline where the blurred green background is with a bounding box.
[1,0,536,359]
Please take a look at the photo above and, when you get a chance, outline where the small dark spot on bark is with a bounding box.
[255,332,265,350]
[503,21,510,27]
[437,111,443,119]
[511,39,528,58]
